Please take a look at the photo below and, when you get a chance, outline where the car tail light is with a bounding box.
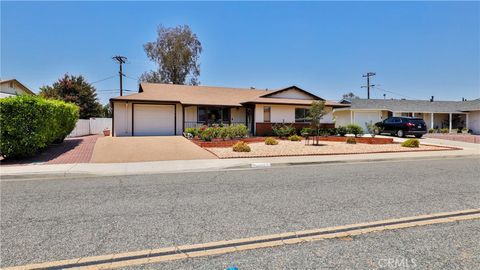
[406,122,415,127]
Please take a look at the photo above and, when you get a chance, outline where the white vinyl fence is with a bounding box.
[68,118,112,137]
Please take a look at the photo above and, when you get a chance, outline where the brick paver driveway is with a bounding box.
[0,135,100,165]
[90,136,217,163]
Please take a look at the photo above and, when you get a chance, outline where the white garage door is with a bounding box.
[133,104,175,136]
[354,111,381,132]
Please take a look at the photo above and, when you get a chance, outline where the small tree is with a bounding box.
[308,101,327,145]
[100,104,112,118]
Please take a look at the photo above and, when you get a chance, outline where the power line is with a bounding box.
[91,75,117,84]
[373,86,418,100]
[123,74,138,81]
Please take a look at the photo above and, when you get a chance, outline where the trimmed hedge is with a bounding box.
[0,95,79,158]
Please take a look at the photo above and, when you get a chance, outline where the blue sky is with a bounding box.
[2,1,479,104]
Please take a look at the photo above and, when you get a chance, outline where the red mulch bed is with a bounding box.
[191,136,393,147]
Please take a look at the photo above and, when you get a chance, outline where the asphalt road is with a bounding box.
[1,157,479,269]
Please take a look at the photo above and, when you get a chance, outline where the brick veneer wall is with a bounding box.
[255,122,335,136]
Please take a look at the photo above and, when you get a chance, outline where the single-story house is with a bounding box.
[0,79,35,98]
[110,83,348,136]
[333,98,480,134]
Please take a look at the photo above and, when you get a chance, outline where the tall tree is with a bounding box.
[342,92,360,100]
[39,74,102,119]
[141,25,202,85]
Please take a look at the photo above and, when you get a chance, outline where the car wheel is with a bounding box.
[415,134,423,138]
[397,130,405,137]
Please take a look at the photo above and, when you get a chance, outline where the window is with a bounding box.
[197,107,230,123]
[263,106,271,122]
[198,107,207,122]
[295,108,310,122]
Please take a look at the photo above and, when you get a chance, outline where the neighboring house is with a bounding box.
[333,98,480,134]
[0,79,35,98]
[110,83,348,136]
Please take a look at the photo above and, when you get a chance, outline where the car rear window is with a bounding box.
[409,119,425,124]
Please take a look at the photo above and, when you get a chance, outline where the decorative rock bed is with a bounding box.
[205,140,458,159]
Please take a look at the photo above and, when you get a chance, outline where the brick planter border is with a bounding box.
[316,136,393,144]
[192,137,266,148]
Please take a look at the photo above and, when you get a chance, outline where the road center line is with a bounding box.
[4,208,480,270]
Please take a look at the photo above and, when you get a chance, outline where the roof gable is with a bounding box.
[259,86,323,100]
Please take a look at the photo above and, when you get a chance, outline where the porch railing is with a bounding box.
[184,121,251,130]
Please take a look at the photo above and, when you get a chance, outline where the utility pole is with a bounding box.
[361,72,376,99]
[112,56,127,96]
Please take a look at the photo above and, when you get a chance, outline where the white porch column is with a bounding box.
[350,110,353,124]
[466,114,469,130]
[412,112,415,117]
[430,113,434,130]
[449,113,452,133]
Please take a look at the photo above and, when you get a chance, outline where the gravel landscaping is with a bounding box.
[206,140,456,158]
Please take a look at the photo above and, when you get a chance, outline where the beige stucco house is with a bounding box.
[110,83,347,136]
[333,98,480,134]
[0,79,35,98]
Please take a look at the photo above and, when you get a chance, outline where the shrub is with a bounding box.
[232,141,251,152]
[199,127,215,141]
[401,139,420,148]
[288,134,301,141]
[232,124,249,138]
[337,126,348,136]
[300,127,312,136]
[346,124,364,137]
[272,123,295,138]
[346,137,357,144]
[328,128,338,136]
[185,127,199,137]
[264,137,278,145]
[428,128,436,133]
[440,128,449,134]
[0,95,79,158]
[365,121,380,138]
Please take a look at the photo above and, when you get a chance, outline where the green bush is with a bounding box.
[440,128,449,134]
[346,124,364,137]
[272,123,296,138]
[264,137,278,145]
[199,127,215,141]
[0,95,79,158]
[337,126,348,136]
[185,127,199,137]
[232,141,251,152]
[346,137,357,144]
[428,128,436,133]
[288,134,302,141]
[401,139,420,148]
[300,127,312,136]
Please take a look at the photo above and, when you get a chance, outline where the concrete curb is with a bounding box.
[1,153,478,181]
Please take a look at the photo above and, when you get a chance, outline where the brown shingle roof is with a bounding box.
[111,83,348,107]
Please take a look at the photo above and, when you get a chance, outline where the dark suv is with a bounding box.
[375,117,427,138]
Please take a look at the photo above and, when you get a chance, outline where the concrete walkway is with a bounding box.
[1,138,478,180]
[90,136,216,163]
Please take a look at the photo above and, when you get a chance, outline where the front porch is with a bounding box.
[183,105,255,133]
[393,112,468,132]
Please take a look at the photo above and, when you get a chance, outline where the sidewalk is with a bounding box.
[1,138,478,180]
